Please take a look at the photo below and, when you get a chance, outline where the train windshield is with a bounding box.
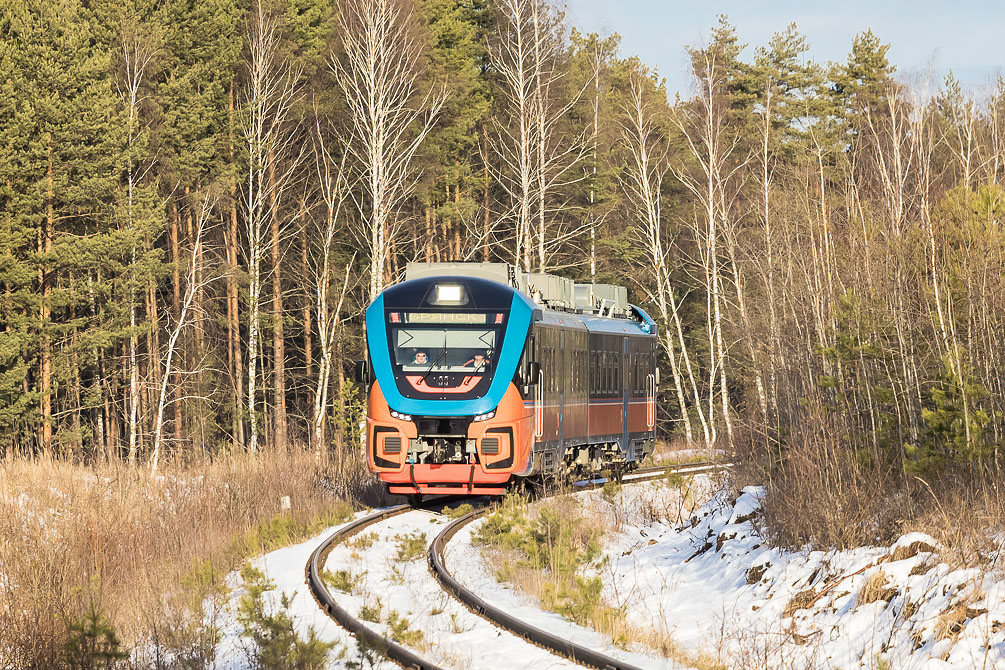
[385,310,508,397]
[393,328,497,373]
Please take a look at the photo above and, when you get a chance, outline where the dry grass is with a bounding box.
[903,471,1005,568]
[857,570,898,606]
[0,447,382,669]
[735,414,1005,569]
[782,589,818,619]
[736,429,906,551]
[648,437,724,467]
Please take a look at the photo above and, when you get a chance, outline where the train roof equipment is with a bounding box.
[403,261,647,328]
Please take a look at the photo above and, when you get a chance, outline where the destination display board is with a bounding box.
[404,312,488,324]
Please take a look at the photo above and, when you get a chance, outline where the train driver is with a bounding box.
[412,351,428,365]
[463,350,491,369]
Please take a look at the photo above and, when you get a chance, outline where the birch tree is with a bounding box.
[489,0,588,272]
[115,16,160,465]
[242,0,302,453]
[620,71,708,446]
[669,41,744,448]
[151,194,216,474]
[309,127,354,461]
[330,0,445,301]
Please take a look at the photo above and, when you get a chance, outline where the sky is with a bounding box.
[564,1,1005,98]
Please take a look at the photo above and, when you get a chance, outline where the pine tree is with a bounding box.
[155,0,244,455]
[414,0,491,263]
[0,0,125,458]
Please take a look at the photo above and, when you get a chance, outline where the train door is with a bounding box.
[529,332,543,444]
[540,327,560,446]
[558,330,566,448]
[621,336,629,456]
[646,341,657,434]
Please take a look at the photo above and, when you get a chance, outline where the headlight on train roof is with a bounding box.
[429,283,468,305]
[473,410,495,422]
[390,409,412,422]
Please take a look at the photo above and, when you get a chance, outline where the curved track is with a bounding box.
[305,503,449,670]
[429,508,643,670]
[306,460,727,669]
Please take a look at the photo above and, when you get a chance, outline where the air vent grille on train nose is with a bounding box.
[481,437,500,455]
[384,436,402,454]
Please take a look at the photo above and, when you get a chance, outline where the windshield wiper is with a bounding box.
[421,347,448,384]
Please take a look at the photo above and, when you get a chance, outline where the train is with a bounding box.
[357,262,658,499]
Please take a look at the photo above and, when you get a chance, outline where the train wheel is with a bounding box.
[407,493,423,507]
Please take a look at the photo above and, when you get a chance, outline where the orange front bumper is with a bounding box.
[366,382,534,495]
[382,464,511,495]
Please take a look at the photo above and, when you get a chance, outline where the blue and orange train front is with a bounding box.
[364,276,537,495]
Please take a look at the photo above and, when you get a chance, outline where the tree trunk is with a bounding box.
[39,136,54,455]
[269,148,287,452]
[482,125,491,262]
[300,221,313,383]
[228,80,245,452]
[169,200,183,451]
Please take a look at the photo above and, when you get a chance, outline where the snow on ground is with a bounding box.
[586,479,1005,669]
[448,477,1005,668]
[215,506,603,669]
[214,510,396,670]
[444,520,686,670]
[321,506,586,669]
[213,478,1005,670]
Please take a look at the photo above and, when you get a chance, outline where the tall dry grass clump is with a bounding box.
[0,446,381,669]
[736,418,1005,564]
[739,431,906,550]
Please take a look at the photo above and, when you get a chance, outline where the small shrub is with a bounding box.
[358,599,382,623]
[393,531,427,561]
[238,565,338,669]
[449,613,467,634]
[346,637,383,670]
[601,480,621,502]
[441,503,475,519]
[347,532,378,550]
[385,610,423,647]
[62,602,128,670]
[323,569,362,594]
[664,470,686,488]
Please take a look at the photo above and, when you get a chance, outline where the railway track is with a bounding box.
[305,503,443,670]
[306,460,728,669]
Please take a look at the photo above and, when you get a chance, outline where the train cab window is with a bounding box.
[394,328,496,372]
[385,309,507,399]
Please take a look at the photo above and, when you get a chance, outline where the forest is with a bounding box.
[4,0,1005,539]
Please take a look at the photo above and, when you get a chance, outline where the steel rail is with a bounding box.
[307,462,729,670]
[429,506,644,670]
[428,461,730,670]
[305,503,449,670]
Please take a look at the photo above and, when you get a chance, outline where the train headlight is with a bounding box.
[473,410,496,422]
[437,284,462,302]
[429,283,468,305]
[390,410,412,422]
